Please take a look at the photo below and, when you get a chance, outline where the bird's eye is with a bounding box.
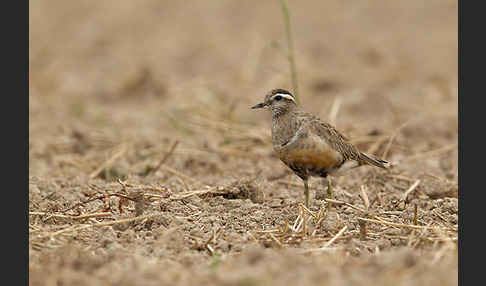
[274,95,282,101]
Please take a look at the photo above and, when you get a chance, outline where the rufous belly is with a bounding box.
[277,138,343,170]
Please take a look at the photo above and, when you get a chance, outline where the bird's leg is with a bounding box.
[303,179,310,208]
[326,177,333,200]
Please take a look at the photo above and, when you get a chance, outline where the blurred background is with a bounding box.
[29,0,457,180]
[29,2,458,284]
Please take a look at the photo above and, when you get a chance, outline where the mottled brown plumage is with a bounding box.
[252,88,388,207]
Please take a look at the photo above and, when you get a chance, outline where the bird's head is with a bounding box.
[251,89,297,115]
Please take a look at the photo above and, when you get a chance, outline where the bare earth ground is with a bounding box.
[29,1,458,285]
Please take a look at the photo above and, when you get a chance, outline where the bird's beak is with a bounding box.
[251,102,266,109]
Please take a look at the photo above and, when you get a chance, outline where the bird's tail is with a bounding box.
[359,152,388,169]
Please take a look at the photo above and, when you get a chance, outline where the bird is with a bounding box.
[251,88,388,207]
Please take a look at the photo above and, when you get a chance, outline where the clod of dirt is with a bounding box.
[418,174,458,199]
[152,227,189,258]
[432,198,458,214]
[216,179,265,204]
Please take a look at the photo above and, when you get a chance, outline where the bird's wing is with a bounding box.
[291,112,388,169]
[276,117,345,169]
[308,119,361,161]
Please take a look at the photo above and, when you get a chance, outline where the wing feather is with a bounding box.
[295,112,361,161]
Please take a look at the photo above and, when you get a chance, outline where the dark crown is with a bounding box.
[270,89,294,98]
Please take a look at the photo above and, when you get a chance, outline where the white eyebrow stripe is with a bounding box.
[272,93,295,102]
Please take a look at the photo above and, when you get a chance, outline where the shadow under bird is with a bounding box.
[252,88,389,207]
